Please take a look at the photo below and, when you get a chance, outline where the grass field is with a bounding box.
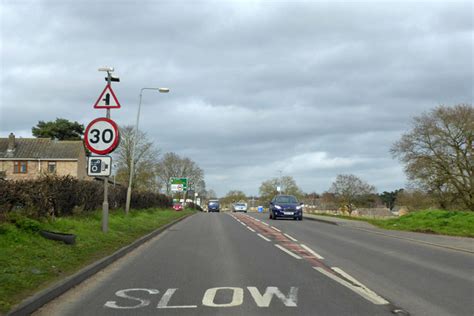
[0,208,193,314]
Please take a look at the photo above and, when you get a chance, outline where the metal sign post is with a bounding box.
[86,68,121,233]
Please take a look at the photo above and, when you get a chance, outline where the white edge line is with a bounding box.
[275,244,302,259]
[261,222,270,226]
[284,233,298,242]
[247,226,256,232]
[257,233,271,242]
[314,267,389,305]
[271,226,281,232]
[300,244,324,259]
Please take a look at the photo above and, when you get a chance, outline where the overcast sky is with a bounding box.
[1,0,472,196]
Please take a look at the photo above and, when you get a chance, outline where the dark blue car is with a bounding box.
[208,200,220,212]
[269,195,303,220]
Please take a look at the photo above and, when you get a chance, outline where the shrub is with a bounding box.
[0,176,172,221]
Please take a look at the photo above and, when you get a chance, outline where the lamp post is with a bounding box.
[125,87,170,214]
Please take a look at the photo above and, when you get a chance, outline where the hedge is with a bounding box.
[0,176,172,221]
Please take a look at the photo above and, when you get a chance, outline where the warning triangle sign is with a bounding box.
[93,84,121,109]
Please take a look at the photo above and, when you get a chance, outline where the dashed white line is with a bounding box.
[257,234,271,242]
[284,233,298,242]
[275,244,302,259]
[261,222,270,226]
[247,226,256,232]
[300,244,324,259]
[314,267,389,305]
[270,226,281,232]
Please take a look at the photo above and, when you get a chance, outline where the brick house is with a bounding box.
[0,133,89,180]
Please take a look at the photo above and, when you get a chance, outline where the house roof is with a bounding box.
[0,137,85,160]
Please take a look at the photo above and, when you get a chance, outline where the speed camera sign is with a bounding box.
[85,117,120,155]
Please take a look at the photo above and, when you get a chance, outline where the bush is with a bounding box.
[0,175,172,221]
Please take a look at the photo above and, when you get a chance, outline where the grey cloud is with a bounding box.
[1,0,472,196]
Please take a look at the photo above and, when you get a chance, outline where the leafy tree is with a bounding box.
[32,118,84,140]
[378,189,404,210]
[329,174,376,211]
[156,152,205,195]
[114,126,161,191]
[391,104,473,211]
[259,176,303,203]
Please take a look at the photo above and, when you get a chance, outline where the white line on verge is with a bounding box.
[284,233,298,242]
[314,267,389,305]
[271,226,281,232]
[257,234,271,242]
[300,244,324,259]
[275,244,302,259]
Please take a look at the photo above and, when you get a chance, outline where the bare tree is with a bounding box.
[329,174,376,211]
[391,104,473,211]
[156,152,205,195]
[114,126,161,191]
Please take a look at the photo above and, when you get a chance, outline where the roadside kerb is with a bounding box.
[7,212,195,316]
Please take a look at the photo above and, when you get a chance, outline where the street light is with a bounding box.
[125,87,170,214]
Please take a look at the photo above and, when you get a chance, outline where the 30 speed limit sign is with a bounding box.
[85,117,120,155]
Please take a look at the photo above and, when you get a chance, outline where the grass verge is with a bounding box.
[369,210,474,237]
[311,210,474,237]
[0,208,193,314]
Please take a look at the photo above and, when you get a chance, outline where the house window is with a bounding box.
[48,161,57,173]
[13,161,27,173]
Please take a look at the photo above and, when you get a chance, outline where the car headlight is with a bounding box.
[274,205,282,210]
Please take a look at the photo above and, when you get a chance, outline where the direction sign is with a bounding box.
[93,84,121,109]
[170,177,188,192]
[85,117,120,155]
[87,156,112,177]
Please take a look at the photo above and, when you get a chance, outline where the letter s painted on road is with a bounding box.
[104,288,160,309]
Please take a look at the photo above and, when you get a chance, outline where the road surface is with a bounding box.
[34,212,473,316]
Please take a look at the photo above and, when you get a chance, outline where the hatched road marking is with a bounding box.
[275,244,302,260]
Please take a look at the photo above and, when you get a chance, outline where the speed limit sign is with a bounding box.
[84,117,120,155]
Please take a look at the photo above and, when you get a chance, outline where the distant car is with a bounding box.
[173,202,183,211]
[269,195,303,220]
[232,202,248,212]
[208,200,220,212]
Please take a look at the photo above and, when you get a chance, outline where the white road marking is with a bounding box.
[157,289,197,308]
[271,226,281,232]
[257,234,271,242]
[202,287,244,307]
[247,226,256,232]
[314,267,389,305]
[247,286,298,307]
[300,244,324,259]
[275,244,302,259]
[104,288,159,309]
[284,233,298,242]
[261,222,270,226]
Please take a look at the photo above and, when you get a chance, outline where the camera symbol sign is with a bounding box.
[85,117,120,155]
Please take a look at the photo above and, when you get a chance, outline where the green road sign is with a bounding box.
[170,177,188,192]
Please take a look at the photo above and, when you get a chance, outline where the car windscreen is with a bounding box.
[209,202,219,206]
[235,203,246,206]
[275,196,297,204]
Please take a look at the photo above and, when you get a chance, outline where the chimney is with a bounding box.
[7,133,15,152]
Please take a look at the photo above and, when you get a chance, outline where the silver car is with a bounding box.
[232,202,248,212]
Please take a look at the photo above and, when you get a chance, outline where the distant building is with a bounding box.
[0,133,89,180]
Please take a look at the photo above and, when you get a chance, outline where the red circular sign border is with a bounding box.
[84,117,120,155]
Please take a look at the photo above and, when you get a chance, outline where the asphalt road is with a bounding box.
[34,212,473,316]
